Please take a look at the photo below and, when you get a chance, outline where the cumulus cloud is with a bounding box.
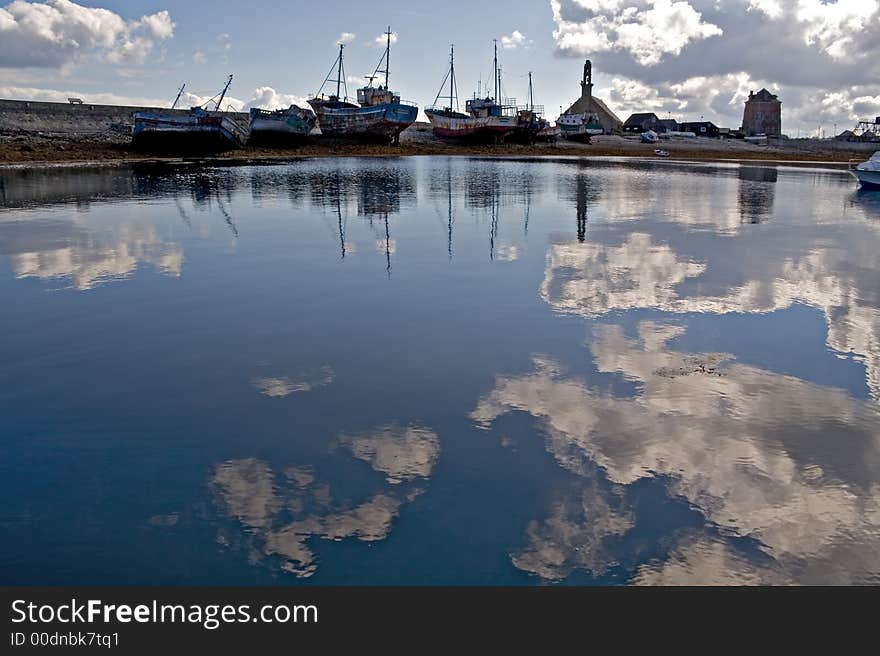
[0,0,175,67]
[374,31,397,46]
[501,30,528,49]
[0,84,168,106]
[551,0,722,66]
[337,31,355,44]
[244,86,311,111]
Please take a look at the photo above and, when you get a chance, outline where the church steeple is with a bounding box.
[581,59,593,99]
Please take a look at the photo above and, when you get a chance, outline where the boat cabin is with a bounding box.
[466,97,509,118]
[358,86,400,107]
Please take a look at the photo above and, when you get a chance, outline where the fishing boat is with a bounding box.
[509,72,553,143]
[425,43,518,142]
[308,28,418,144]
[132,76,247,152]
[248,105,316,145]
[557,112,604,143]
[850,151,880,189]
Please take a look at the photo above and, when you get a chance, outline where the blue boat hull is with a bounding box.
[308,100,417,143]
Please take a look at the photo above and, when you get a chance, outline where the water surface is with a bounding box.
[1,156,879,585]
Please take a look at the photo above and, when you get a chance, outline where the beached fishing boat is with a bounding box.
[308,28,418,144]
[248,105,316,145]
[425,44,517,142]
[557,112,604,143]
[509,72,553,143]
[132,76,247,152]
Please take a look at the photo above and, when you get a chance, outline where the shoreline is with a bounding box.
[0,133,871,171]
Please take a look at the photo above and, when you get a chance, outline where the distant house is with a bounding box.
[679,121,720,138]
[623,112,662,134]
[656,118,679,133]
[834,130,856,142]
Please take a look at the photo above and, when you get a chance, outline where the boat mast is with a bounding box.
[528,72,534,112]
[493,39,498,103]
[336,44,344,98]
[449,45,457,110]
[383,26,391,88]
[216,75,233,111]
[171,83,186,110]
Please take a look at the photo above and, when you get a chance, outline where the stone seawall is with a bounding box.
[0,98,249,141]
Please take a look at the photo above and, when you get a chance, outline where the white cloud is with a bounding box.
[244,86,310,111]
[337,31,355,44]
[0,0,175,67]
[551,0,723,66]
[374,31,397,46]
[192,51,207,65]
[0,84,168,106]
[795,0,879,59]
[501,30,527,49]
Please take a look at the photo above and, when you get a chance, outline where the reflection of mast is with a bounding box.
[489,193,499,261]
[383,213,392,278]
[216,194,238,237]
[335,170,346,259]
[576,175,587,242]
[524,183,531,236]
[174,197,192,229]
[447,163,454,260]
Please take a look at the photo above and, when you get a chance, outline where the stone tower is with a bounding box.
[742,88,782,137]
[581,60,593,99]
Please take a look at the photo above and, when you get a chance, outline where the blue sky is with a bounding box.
[1,1,879,134]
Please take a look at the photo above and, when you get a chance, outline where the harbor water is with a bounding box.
[1,156,879,585]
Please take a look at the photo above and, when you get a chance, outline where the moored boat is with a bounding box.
[425,44,517,143]
[850,151,880,189]
[308,28,418,144]
[132,76,247,152]
[248,105,316,145]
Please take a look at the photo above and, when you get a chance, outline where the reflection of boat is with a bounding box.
[654,149,669,157]
[132,76,248,152]
[308,28,418,144]
[557,112,603,143]
[248,105,316,145]
[425,43,517,142]
[850,152,880,189]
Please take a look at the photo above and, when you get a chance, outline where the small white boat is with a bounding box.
[640,130,659,144]
[654,149,670,158]
[850,151,880,189]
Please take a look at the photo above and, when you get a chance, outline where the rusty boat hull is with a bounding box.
[132,108,247,153]
[424,109,517,142]
[308,98,418,143]
[248,106,316,146]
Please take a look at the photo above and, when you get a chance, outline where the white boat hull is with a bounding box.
[852,168,880,189]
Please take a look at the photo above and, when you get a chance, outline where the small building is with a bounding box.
[679,121,720,138]
[742,88,781,137]
[623,112,662,134]
[656,118,679,133]
[561,60,623,134]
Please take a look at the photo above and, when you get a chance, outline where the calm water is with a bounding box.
[1,156,879,585]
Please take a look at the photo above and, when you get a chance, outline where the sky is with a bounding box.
[0,0,878,136]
